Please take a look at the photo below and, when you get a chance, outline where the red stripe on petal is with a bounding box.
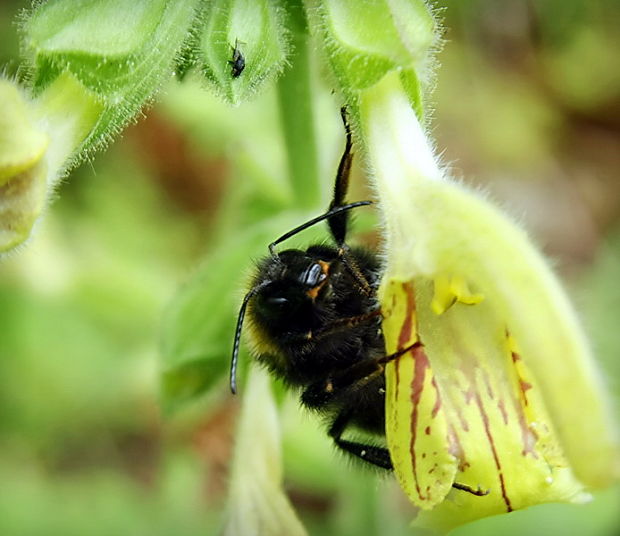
[510,350,539,458]
[455,404,470,432]
[474,391,513,512]
[399,282,416,349]
[498,398,509,425]
[448,425,470,471]
[431,377,442,418]
[409,345,431,501]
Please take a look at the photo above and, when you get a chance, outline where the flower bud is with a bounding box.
[0,73,103,252]
[308,0,437,115]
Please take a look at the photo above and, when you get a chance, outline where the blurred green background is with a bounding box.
[1,1,619,535]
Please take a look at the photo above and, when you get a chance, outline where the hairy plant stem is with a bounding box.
[276,0,319,209]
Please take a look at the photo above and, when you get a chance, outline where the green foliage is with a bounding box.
[160,199,349,411]
[161,213,301,411]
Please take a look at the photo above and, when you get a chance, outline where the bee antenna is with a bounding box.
[267,201,373,258]
[230,281,269,394]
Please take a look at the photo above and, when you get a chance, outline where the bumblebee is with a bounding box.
[230,108,486,496]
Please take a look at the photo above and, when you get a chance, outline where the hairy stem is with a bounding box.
[276,0,319,209]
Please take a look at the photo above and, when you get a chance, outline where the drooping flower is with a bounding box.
[0,73,103,253]
[356,71,619,532]
[222,365,308,536]
[0,78,48,252]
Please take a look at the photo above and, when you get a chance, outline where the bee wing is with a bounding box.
[383,281,457,509]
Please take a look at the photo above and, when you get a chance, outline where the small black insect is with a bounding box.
[229,108,487,497]
[228,39,245,78]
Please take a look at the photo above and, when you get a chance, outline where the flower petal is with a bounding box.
[0,78,49,252]
[383,280,458,510]
[384,277,589,531]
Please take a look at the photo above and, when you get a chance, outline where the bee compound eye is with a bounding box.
[267,296,288,306]
[300,263,323,287]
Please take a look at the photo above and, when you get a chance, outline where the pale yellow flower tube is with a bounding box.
[357,71,619,531]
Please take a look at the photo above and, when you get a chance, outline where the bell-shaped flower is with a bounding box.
[222,366,308,536]
[0,74,103,252]
[357,71,619,532]
[0,78,48,252]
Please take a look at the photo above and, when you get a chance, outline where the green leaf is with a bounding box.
[161,212,322,410]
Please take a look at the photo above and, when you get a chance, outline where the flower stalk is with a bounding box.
[277,0,320,209]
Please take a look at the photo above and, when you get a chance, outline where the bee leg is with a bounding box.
[330,409,490,495]
[301,359,383,409]
[452,482,490,496]
[328,410,393,470]
[302,343,419,408]
[338,249,375,296]
[323,108,376,295]
[312,310,382,341]
[267,108,373,258]
[326,107,354,247]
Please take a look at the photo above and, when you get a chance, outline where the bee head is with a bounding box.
[253,250,330,321]
[229,249,332,394]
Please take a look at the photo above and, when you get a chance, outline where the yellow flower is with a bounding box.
[357,72,619,532]
[0,74,102,252]
[0,78,48,252]
[222,366,308,536]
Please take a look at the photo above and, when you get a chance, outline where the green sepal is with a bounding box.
[22,0,203,158]
[307,0,438,117]
[198,0,289,105]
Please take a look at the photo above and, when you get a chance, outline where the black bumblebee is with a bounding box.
[229,108,486,496]
[228,39,245,78]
